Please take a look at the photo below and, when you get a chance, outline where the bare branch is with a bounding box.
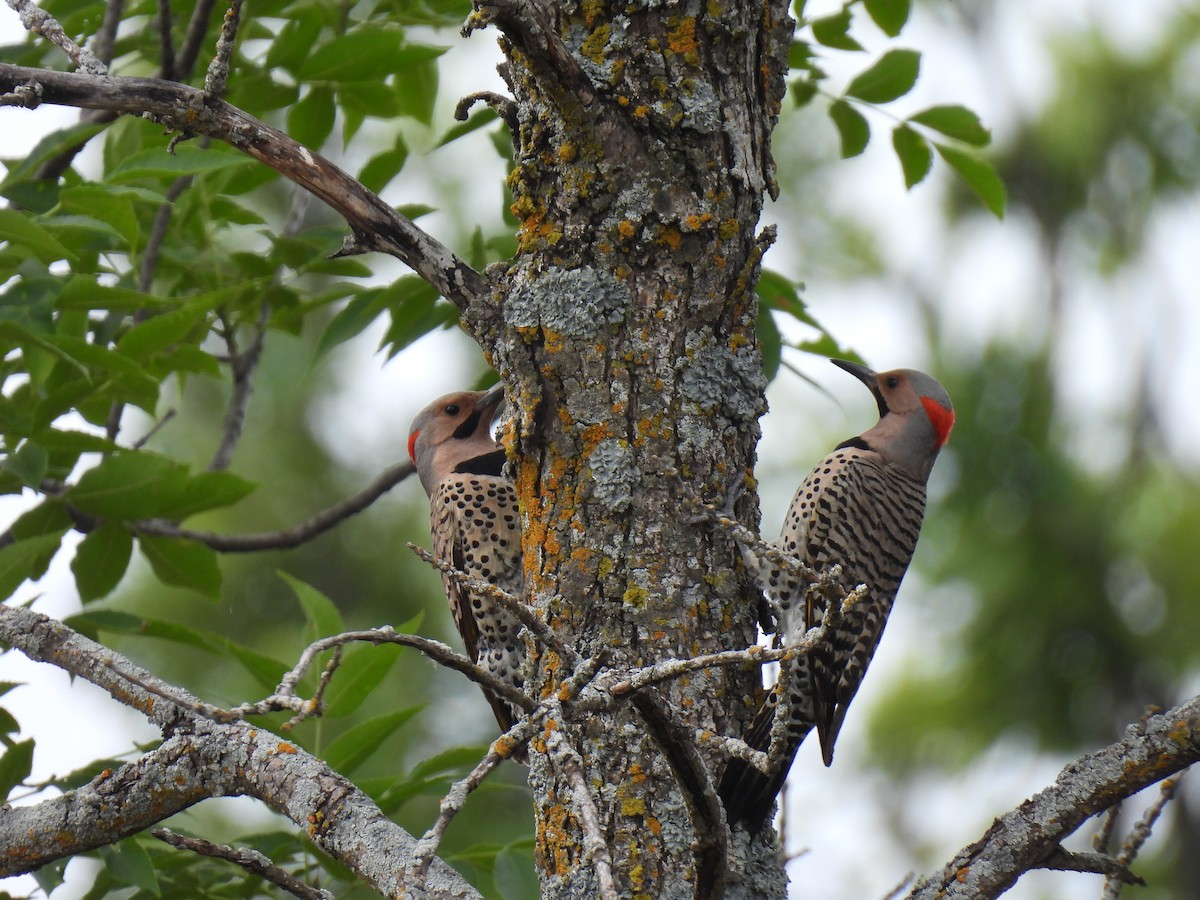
[4,0,107,74]
[1037,847,1143,885]
[203,0,243,99]
[908,696,1200,898]
[454,90,517,133]
[0,63,489,310]
[175,0,219,80]
[209,301,269,471]
[463,0,595,107]
[152,828,334,900]
[1101,775,1181,899]
[233,627,534,720]
[91,0,124,67]
[546,728,618,900]
[0,605,482,898]
[135,459,417,550]
[408,714,545,888]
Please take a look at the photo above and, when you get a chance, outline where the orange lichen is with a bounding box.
[276,742,297,754]
[667,17,698,55]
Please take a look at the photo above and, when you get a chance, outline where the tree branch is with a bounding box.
[133,459,417,551]
[0,605,482,899]
[152,828,334,900]
[908,695,1200,898]
[0,63,488,310]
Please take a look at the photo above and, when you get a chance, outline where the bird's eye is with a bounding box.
[444,403,460,415]
[885,376,900,389]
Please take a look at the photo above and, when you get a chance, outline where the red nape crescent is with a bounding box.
[921,396,955,447]
[407,431,420,463]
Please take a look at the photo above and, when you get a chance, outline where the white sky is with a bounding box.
[2,0,1197,897]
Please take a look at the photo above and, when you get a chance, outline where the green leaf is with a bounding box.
[756,309,782,383]
[934,143,1007,218]
[315,292,390,359]
[0,739,34,799]
[101,838,159,895]
[153,470,257,520]
[828,100,870,158]
[138,535,221,598]
[68,452,190,519]
[71,522,133,602]
[0,209,77,264]
[58,185,142,249]
[864,0,911,37]
[909,104,991,146]
[493,843,539,900]
[435,109,499,148]
[845,49,920,104]
[287,86,336,150]
[0,532,67,600]
[106,147,254,183]
[115,300,218,360]
[323,705,423,774]
[892,124,933,189]
[1,440,48,487]
[280,572,345,639]
[394,56,440,125]
[358,136,409,194]
[323,643,405,718]
[0,121,108,191]
[811,9,863,51]
[301,31,443,82]
[55,278,170,311]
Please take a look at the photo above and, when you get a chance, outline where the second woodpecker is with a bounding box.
[408,384,526,733]
[720,359,954,832]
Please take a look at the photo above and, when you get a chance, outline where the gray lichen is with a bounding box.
[504,267,630,338]
[678,331,767,422]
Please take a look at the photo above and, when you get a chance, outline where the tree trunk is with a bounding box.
[461,2,793,896]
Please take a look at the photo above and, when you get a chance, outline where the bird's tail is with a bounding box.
[717,688,815,833]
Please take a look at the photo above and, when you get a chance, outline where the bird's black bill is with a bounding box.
[831,358,887,417]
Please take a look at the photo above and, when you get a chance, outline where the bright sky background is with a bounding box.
[2,0,1198,897]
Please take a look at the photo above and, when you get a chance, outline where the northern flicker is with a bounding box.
[719,359,954,832]
[408,384,526,733]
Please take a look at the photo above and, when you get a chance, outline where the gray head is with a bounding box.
[407,383,506,495]
[832,359,955,482]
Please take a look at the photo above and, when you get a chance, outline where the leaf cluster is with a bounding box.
[788,0,1005,216]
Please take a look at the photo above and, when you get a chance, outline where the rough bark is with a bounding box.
[456,2,793,896]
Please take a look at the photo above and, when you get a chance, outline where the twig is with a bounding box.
[140,175,194,291]
[134,459,417,550]
[462,0,595,107]
[176,0,219,80]
[152,828,333,900]
[132,408,177,449]
[104,657,243,722]
[1037,847,1143,885]
[408,713,545,888]
[232,627,534,720]
[209,301,269,472]
[1101,775,1181,899]
[91,0,124,67]
[156,0,176,79]
[545,728,618,900]
[203,0,243,99]
[454,91,517,132]
[407,542,575,665]
[4,0,107,74]
[0,81,40,107]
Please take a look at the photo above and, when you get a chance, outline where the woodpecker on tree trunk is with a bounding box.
[408,384,526,734]
[720,359,955,832]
